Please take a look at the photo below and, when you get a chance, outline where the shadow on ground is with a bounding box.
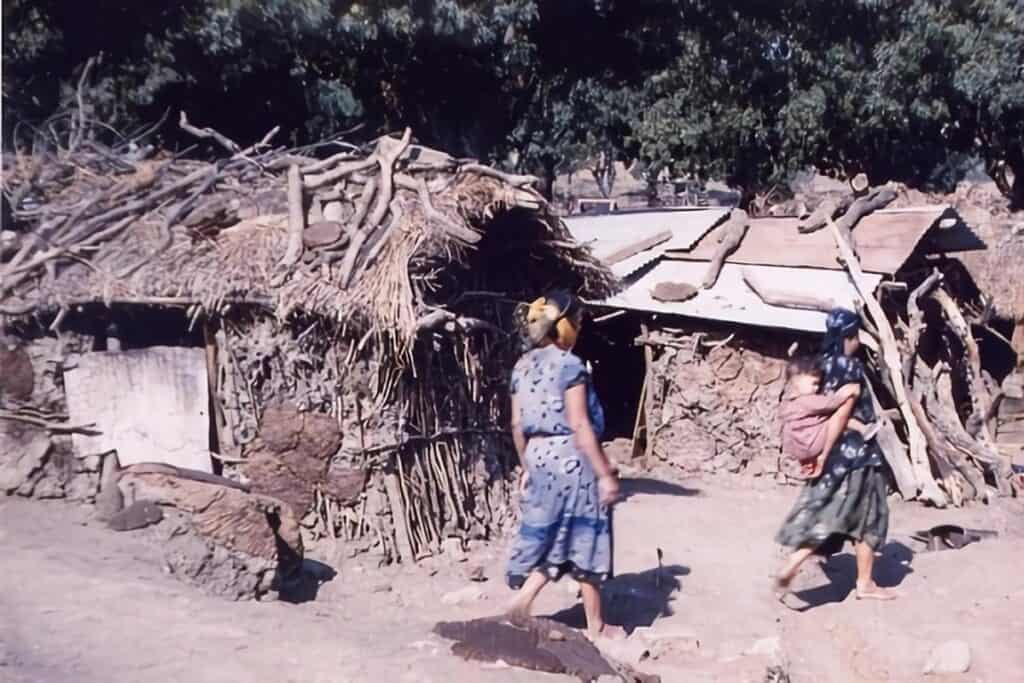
[278,559,337,604]
[546,563,690,634]
[620,477,700,499]
[791,541,914,611]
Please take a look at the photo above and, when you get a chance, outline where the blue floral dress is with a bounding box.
[775,353,890,555]
[506,344,611,588]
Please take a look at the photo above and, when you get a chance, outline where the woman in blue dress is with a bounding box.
[775,308,896,601]
[505,290,624,640]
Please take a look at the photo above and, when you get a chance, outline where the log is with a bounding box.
[701,209,749,289]
[910,361,988,504]
[931,288,996,441]
[929,365,1016,496]
[827,215,943,504]
[280,164,305,267]
[337,129,411,287]
[831,187,898,256]
[603,230,672,266]
[850,173,870,196]
[741,268,834,312]
[797,194,855,234]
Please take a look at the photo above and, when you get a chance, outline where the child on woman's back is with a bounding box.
[779,357,875,479]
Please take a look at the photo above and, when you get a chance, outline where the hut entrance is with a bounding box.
[574,311,645,440]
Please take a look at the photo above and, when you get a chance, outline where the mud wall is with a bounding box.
[644,326,815,482]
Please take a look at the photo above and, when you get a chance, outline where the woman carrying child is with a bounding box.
[774,308,896,601]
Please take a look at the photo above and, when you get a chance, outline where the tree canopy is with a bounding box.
[3,0,1022,206]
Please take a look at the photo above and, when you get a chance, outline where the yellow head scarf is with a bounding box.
[515,290,581,349]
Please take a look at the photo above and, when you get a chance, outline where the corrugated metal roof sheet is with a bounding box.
[668,206,976,274]
[564,208,728,278]
[591,261,882,333]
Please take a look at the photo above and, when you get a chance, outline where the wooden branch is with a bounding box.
[383,472,416,563]
[903,269,944,381]
[354,200,403,278]
[0,410,98,435]
[390,174,472,241]
[741,268,834,311]
[179,111,241,154]
[831,186,898,256]
[931,288,996,441]
[909,360,987,504]
[303,157,378,190]
[338,129,412,288]
[457,163,539,188]
[827,215,943,504]
[280,164,305,267]
[413,309,502,335]
[928,365,1015,496]
[701,209,749,289]
[797,194,855,234]
[602,230,672,266]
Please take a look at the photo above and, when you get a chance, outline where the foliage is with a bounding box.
[3,0,1022,205]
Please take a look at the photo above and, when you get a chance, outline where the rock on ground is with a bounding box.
[923,640,971,675]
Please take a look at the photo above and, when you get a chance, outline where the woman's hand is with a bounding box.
[518,469,530,495]
[598,474,620,506]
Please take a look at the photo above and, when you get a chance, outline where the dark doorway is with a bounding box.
[574,310,646,440]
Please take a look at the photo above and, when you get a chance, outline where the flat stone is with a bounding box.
[923,640,971,675]
[303,220,345,248]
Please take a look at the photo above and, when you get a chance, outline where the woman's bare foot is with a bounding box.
[855,583,898,600]
[773,574,793,601]
[587,623,627,642]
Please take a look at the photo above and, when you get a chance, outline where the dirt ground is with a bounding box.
[3,473,1023,683]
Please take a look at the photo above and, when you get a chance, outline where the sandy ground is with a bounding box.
[3,474,1024,683]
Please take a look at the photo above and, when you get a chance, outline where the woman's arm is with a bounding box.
[510,395,529,493]
[565,384,619,504]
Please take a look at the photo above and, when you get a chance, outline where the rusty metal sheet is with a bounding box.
[667,206,978,274]
[64,347,212,472]
[588,261,882,333]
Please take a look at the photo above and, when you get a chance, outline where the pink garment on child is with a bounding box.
[778,392,849,462]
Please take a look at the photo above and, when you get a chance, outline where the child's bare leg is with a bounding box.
[507,570,549,617]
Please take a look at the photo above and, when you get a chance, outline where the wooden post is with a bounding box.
[383,471,416,563]
[638,322,656,468]
[826,216,945,505]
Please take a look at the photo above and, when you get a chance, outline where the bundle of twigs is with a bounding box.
[1,82,576,345]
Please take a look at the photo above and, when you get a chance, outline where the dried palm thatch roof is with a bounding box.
[1,114,616,351]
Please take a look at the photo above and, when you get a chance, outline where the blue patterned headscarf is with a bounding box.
[821,307,861,358]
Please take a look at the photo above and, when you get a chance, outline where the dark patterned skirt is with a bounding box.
[775,461,889,556]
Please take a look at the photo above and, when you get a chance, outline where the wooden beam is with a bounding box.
[827,215,944,505]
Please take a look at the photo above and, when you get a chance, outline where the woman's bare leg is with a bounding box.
[580,582,625,640]
[776,545,815,593]
[854,542,897,600]
[507,570,549,617]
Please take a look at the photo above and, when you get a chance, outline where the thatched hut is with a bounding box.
[0,117,614,596]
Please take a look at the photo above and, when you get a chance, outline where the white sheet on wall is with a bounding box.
[64,346,212,472]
